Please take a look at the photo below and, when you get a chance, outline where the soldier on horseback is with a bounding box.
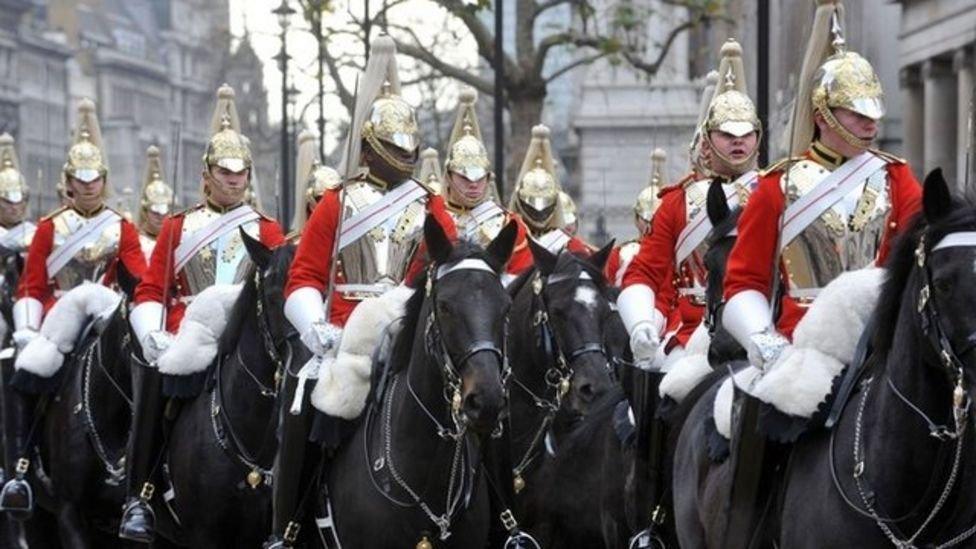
[441,87,532,280]
[136,145,174,261]
[119,84,287,543]
[290,129,341,240]
[605,147,667,287]
[510,125,591,255]
[268,35,456,548]
[719,1,922,543]
[0,98,148,517]
[618,39,761,371]
[0,134,36,256]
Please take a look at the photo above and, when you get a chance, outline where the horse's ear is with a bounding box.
[240,227,272,269]
[424,214,452,264]
[528,237,558,276]
[486,219,517,269]
[116,259,140,300]
[922,168,953,223]
[588,239,615,272]
[706,179,731,227]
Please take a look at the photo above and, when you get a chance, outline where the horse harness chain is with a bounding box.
[837,234,976,548]
[365,258,508,541]
[511,269,607,492]
[210,269,289,489]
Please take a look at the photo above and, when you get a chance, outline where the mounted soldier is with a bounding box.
[510,124,591,255]
[619,39,761,371]
[0,98,147,517]
[136,145,174,261]
[119,83,286,542]
[719,0,922,543]
[441,87,532,281]
[290,129,340,240]
[0,134,36,258]
[605,147,667,287]
[268,35,456,548]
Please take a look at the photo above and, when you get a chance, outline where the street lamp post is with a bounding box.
[274,0,296,230]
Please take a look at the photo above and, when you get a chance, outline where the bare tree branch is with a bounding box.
[544,51,606,83]
[392,38,495,95]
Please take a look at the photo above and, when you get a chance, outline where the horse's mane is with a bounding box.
[390,240,501,373]
[220,244,295,353]
[705,207,742,247]
[873,203,976,354]
[548,386,626,461]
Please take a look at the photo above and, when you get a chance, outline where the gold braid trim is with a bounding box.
[816,103,873,150]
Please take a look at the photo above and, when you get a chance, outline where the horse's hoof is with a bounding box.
[0,478,33,521]
[118,499,155,544]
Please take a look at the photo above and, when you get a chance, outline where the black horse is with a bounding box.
[159,238,295,548]
[321,216,517,548]
[503,239,621,544]
[674,170,976,547]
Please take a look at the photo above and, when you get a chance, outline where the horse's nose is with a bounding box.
[576,377,598,404]
[463,389,504,432]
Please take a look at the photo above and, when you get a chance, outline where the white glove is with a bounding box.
[141,330,174,364]
[12,329,37,351]
[746,328,790,371]
[300,321,342,357]
[629,322,661,371]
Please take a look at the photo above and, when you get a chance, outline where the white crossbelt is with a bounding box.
[780,152,887,250]
[674,171,757,266]
[463,201,504,240]
[0,222,33,250]
[337,180,427,252]
[535,229,570,253]
[46,209,121,277]
[174,205,260,272]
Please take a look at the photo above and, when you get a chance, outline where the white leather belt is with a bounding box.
[788,287,821,304]
[336,283,393,299]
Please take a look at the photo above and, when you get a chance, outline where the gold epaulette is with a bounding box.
[870,148,906,165]
[171,203,204,217]
[759,156,804,177]
[41,205,68,221]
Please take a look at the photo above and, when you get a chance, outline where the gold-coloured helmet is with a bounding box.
[511,125,561,231]
[363,84,419,156]
[292,129,340,230]
[63,98,108,186]
[635,148,667,222]
[203,84,252,174]
[791,0,883,153]
[139,145,174,220]
[444,87,491,183]
[0,134,27,204]
[690,70,720,174]
[558,191,577,228]
[418,148,443,195]
[700,39,761,172]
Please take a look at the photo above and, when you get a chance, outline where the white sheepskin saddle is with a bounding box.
[658,323,713,403]
[714,267,884,439]
[156,284,242,376]
[16,283,121,378]
[310,285,414,419]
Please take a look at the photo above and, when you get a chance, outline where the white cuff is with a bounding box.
[12,297,42,331]
[130,301,164,344]
[722,289,774,350]
[617,284,664,336]
[284,286,326,336]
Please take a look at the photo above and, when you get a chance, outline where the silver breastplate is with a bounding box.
[337,181,427,296]
[0,221,36,254]
[180,207,262,295]
[51,210,120,291]
[449,204,507,247]
[782,158,890,297]
[681,178,752,288]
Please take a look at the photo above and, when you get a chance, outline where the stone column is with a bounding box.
[923,58,958,185]
[900,65,924,173]
[955,48,974,190]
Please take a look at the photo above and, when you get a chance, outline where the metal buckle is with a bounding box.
[14,458,28,475]
[139,481,155,501]
[284,520,301,543]
[500,509,518,531]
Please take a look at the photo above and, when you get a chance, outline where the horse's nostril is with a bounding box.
[578,381,595,402]
[464,393,483,415]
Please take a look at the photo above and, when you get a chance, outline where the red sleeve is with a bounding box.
[259,218,287,248]
[723,172,785,301]
[117,220,147,279]
[876,162,922,266]
[567,236,592,256]
[16,218,54,303]
[505,214,533,275]
[604,246,621,283]
[623,191,686,318]
[134,215,182,305]
[285,189,339,297]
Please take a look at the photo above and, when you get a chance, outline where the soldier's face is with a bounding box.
[145,210,165,234]
[447,172,489,207]
[822,107,879,143]
[707,130,758,172]
[0,198,25,226]
[206,165,249,206]
[67,175,105,209]
[362,141,418,184]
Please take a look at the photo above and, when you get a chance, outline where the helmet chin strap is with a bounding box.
[817,104,874,150]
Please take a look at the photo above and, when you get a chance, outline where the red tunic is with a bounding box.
[285,188,456,327]
[723,154,921,339]
[134,211,285,332]
[504,213,534,276]
[622,174,709,349]
[17,209,147,312]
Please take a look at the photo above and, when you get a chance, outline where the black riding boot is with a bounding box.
[0,385,36,521]
[265,371,316,549]
[118,366,165,544]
